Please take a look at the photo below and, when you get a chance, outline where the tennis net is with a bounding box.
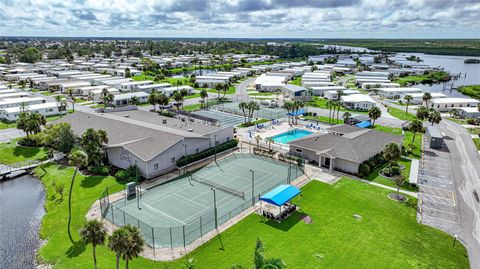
[191,176,245,199]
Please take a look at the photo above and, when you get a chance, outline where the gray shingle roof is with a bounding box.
[288,125,403,163]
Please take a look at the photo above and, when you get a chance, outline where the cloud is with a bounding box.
[0,0,478,38]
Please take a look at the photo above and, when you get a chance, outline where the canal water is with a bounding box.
[397,53,480,97]
[0,175,46,269]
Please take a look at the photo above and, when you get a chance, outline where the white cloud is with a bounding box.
[0,0,478,38]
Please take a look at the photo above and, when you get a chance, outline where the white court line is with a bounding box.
[141,203,186,225]
[174,193,207,208]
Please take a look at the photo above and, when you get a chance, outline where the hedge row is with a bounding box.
[176,139,238,166]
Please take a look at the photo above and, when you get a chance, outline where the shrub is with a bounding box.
[18,135,43,147]
[115,170,131,182]
[176,139,238,167]
[88,165,110,176]
[358,163,371,178]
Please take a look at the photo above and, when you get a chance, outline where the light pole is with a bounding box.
[250,169,255,206]
[453,234,458,248]
[212,188,218,229]
[183,144,188,175]
[135,160,140,210]
[214,135,218,161]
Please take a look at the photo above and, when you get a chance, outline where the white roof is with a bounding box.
[457,107,480,113]
[113,92,149,101]
[430,98,479,104]
[90,88,119,94]
[409,92,446,98]
[0,92,30,99]
[378,87,423,93]
[311,86,346,90]
[341,94,376,103]
[0,97,45,105]
[136,83,171,89]
[3,102,58,113]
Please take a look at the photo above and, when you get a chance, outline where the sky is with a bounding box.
[0,0,479,39]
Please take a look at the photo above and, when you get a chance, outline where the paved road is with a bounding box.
[0,128,25,143]
[424,120,480,268]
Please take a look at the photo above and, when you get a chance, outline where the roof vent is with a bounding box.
[188,128,193,132]
[124,114,129,118]
[162,119,167,124]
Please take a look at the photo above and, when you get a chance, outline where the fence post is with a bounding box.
[182,226,187,254]
[170,227,174,259]
[200,216,203,236]
[111,205,115,224]
[151,226,156,260]
[123,211,126,225]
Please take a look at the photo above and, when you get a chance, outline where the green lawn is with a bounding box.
[365,158,418,192]
[0,120,16,130]
[35,166,469,269]
[373,125,422,159]
[207,86,236,95]
[457,85,480,100]
[0,139,48,164]
[467,128,480,135]
[237,118,269,128]
[288,77,302,86]
[473,138,480,150]
[447,118,468,125]
[307,97,368,115]
[385,106,418,122]
[393,71,450,86]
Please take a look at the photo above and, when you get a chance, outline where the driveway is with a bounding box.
[0,128,25,143]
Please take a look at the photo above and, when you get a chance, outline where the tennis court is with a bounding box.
[213,101,287,119]
[103,153,303,248]
[192,109,245,127]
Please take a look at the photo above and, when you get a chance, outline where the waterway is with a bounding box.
[0,175,46,269]
[396,53,480,97]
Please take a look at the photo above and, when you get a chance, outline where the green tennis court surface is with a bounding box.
[192,109,245,127]
[104,153,303,248]
[213,102,287,119]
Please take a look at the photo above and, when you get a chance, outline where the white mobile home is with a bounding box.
[119,81,154,92]
[0,92,30,99]
[362,82,400,90]
[377,87,423,99]
[302,81,335,88]
[310,86,346,97]
[341,94,377,111]
[0,102,59,121]
[408,92,446,105]
[0,97,46,109]
[325,89,361,100]
[135,83,171,94]
[113,92,149,107]
[429,98,480,112]
[90,88,120,102]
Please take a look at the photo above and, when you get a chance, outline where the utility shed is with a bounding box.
[426,126,443,149]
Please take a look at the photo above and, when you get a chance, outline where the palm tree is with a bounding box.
[342,111,351,123]
[416,106,430,121]
[428,110,442,126]
[55,95,66,113]
[222,83,230,99]
[334,101,341,123]
[253,238,286,269]
[79,219,106,269]
[368,106,382,127]
[27,112,46,135]
[247,101,260,124]
[130,96,140,106]
[282,101,293,124]
[336,89,344,100]
[122,225,144,269]
[409,119,423,143]
[109,228,130,269]
[422,92,432,107]
[293,100,304,125]
[326,99,333,123]
[156,93,169,112]
[238,102,248,124]
[215,83,223,99]
[200,89,208,108]
[173,91,184,110]
[17,112,30,138]
[265,137,274,150]
[254,134,262,147]
[148,91,158,111]
[66,88,75,112]
[67,150,88,244]
[383,142,401,169]
[404,95,413,115]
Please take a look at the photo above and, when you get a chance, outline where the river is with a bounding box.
[396,53,480,97]
[0,175,46,269]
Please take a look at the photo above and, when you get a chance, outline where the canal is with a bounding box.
[0,175,46,269]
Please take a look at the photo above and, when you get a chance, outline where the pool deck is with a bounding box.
[241,122,327,145]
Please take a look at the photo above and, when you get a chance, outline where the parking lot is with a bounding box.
[419,138,458,229]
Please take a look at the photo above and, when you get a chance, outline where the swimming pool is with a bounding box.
[270,129,313,144]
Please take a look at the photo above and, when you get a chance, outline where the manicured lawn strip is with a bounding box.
[473,138,480,150]
[372,125,422,159]
[0,120,16,130]
[237,118,269,128]
[35,169,469,269]
[206,86,236,95]
[447,118,468,125]
[0,138,48,164]
[467,128,480,135]
[365,158,417,192]
[307,97,368,114]
[303,115,344,125]
[457,85,480,100]
[288,77,302,86]
[385,106,418,122]
[393,71,450,86]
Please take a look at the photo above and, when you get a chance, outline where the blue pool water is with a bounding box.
[271,129,313,144]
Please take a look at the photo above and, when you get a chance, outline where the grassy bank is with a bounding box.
[457,85,480,100]
[386,106,418,122]
[0,138,48,164]
[394,71,450,86]
[35,167,469,269]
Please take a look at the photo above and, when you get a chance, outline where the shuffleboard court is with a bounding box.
[103,153,303,248]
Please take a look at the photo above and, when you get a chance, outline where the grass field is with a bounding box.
[457,85,480,100]
[34,165,469,269]
[0,139,48,164]
[386,106,418,122]
[394,71,450,86]
[307,97,368,115]
[372,125,422,159]
[467,128,480,135]
[473,138,480,150]
[365,158,417,192]
[0,120,16,130]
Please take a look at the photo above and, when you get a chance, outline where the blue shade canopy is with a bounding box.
[260,185,301,206]
[287,109,305,116]
[355,121,372,128]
